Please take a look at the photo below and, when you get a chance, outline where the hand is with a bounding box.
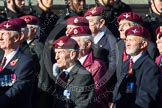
[53,63,60,76]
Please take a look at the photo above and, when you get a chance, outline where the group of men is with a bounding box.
[0,0,162,108]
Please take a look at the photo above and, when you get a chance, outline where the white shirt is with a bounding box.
[63,65,75,77]
[131,52,143,63]
[93,27,107,44]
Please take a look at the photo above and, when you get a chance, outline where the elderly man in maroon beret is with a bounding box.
[84,7,117,94]
[67,26,109,108]
[52,36,94,108]
[20,15,40,45]
[116,12,158,84]
[66,16,89,36]
[0,19,34,108]
[112,25,161,108]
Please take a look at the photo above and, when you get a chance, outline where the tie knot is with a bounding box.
[60,71,66,78]
[60,71,69,81]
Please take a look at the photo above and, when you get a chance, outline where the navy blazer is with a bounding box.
[113,52,161,108]
[0,49,34,108]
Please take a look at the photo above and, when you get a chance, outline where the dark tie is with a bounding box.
[0,57,7,72]
[128,59,133,76]
[60,71,69,82]
[122,48,129,62]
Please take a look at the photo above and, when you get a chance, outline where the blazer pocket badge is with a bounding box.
[63,89,70,99]
[10,59,18,66]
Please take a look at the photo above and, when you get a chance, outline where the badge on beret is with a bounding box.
[132,29,138,34]
[123,13,130,19]
[74,29,78,35]
[57,40,64,47]
[24,17,31,22]
[4,23,11,29]
[74,18,78,24]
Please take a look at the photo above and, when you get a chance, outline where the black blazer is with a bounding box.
[54,61,95,108]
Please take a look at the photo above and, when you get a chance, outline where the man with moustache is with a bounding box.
[112,26,161,108]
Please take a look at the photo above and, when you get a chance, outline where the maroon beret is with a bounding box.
[10,18,27,28]
[0,20,22,32]
[125,26,151,40]
[66,16,89,26]
[52,36,79,49]
[155,26,162,38]
[20,15,39,25]
[67,26,91,37]
[117,12,143,24]
[84,6,105,17]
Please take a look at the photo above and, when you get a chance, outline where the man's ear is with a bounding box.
[141,40,148,50]
[99,18,105,28]
[86,40,92,49]
[19,32,25,43]
[70,50,77,60]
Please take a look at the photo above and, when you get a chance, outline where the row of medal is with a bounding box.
[0,74,16,87]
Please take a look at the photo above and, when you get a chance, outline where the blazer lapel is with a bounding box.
[67,61,81,85]
[5,50,21,69]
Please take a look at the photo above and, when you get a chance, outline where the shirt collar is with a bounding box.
[93,27,107,44]
[131,52,143,63]
[4,47,19,67]
[63,64,75,76]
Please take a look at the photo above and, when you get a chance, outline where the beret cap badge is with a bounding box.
[74,18,79,23]
[123,13,130,19]
[57,40,64,47]
[4,23,11,29]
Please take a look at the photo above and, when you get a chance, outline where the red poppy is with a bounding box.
[10,59,18,66]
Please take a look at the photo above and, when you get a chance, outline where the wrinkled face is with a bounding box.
[27,25,39,40]
[118,20,135,39]
[69,0,85,14]
[55,48,72,69]
[126,35,146,56]
[71,37,87,58]
[151,0,162,14]
[0,31,16,50]
[156,35,162,54]
[86,16,102,36]
[15,0,25,10]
